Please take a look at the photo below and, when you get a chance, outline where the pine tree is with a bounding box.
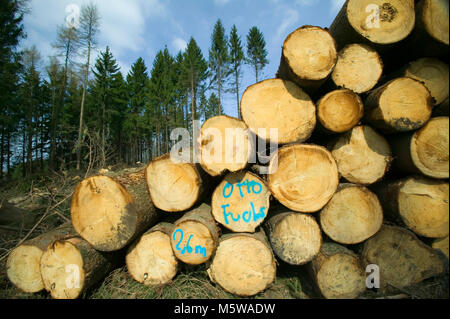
[208,19,229,116]
[228,25,244,118]
[246,26,268,83]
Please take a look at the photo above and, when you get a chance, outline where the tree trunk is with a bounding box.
[145,154,213,212]
[265,210,322,265]
[241,79,316,144]
[211,170,270,233]
[267,144,339,213]
[206,230,276,297]
[126,222,178,285]
[317,89,364,134]
[199,115,253,177]
[331,44,383,94]
[319,184,383,244]
[170,203,220,265]
[373,176,449,239]
[433,236,449,259]
[40,236,120,299]
[235,70,240,119]
[276,26,337,94]
[0,130,4,180]
[71,171,159,251]
[218,66,222,116]
[6,222,76,293]
[308,242,366,299]
[362,225,446,289]
[389,116,449,179]
[364,77,433,133]
[329,125,392,185]
[434,97,449,117]
[328,0,415,51]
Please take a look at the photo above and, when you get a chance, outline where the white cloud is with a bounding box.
[276,8,299,39]
[172,37,187,52]
[330,0,346,15]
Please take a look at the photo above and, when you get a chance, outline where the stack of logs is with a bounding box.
[5,0,449,299]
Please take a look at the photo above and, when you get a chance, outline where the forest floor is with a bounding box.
[0,166,448,300]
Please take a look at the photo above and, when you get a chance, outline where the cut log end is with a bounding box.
[331,125,391,185]
[207,233,276,297]
[71,175,137,251]
[126,229,178,285]
[241,79,316,144]
[199,116,252,177]
[332,44,383,94]
[320,185,383,244]
[145,154,202,212]
[347,0,415,45]
[268,144,339,213]
[267,212,322,265]
[40,240,85,299]
[6,245,44,293]
[317,89,364,133]
[420,0,449,45]
[212,171,271,233]
[410,117,449,179]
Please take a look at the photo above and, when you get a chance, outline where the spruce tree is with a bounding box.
[228,25,244,118]
[246,26,268,83]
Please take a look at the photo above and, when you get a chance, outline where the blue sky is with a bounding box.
[21,0,346,117]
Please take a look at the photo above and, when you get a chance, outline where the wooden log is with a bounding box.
[320,184,383,245]
[329,0,416,51]
[6,222,76,293]
[211,171,270,233]
[364,77,433,133]
[331,44,383,94]
[317,89,364,134]
[433,236,449,259]
[373,176,449,239]
[40,237,119,299]
[198,115,252,177]
[71,173,158,252]
[329,125,392,185]
[206,230,276,297]
[309,242,367,299]
[145,154,210,212]
[267,144,339,213]
[362,225,446,289]
[433,97,449,117]
[240,78,316,144]
[398,58,449,106]
[170,203,220,265]
[389,117,449,179]
[276,25,337,93]
[265,211,322,265]
[126,222,178,285]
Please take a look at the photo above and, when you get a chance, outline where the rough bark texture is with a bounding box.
[6,222,76,293]
[206,230,276,297]
[71,171,158,251]
[433,236,449,259]
[362,225,446,289]
[373,177,449,239]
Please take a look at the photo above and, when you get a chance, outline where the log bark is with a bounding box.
[362,225,446,289]
[433,236,449,259]
[317,89,364,133]
[331,44,383,94]
[71,172,158,252]
[329,125,392,185]
[211,171,271,233]
[40,236,120,299]
[265,210,322,265]
[267,144,339,213]
[433,97,449,117]
[309,242,367,299]
[240,79,316,144]
[389,116,449,179]
[276,26,337,94]
[6,222,76,293]
[170,203,220,265]
[320,184,383,244]
[126,222,178,285]
[198,115,253,177]
[145,154,211,212]
[364,77,433,133]
[329,0,415,51]
[373,176,449,239]
[206,230,276,297]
